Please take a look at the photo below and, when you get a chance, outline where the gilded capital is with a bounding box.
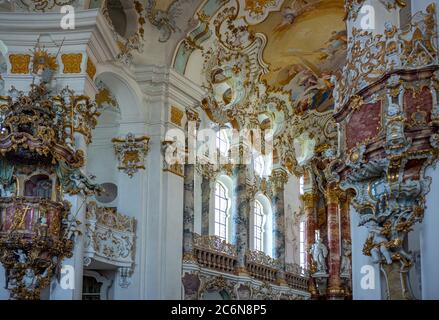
[270,168,289,192]
[301,192,319,210]
[326,186,342,205]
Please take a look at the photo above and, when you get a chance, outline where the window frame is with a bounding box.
[213,181,229,241]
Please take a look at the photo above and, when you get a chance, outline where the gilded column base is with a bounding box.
[326,286,345,300]
[308,279,319,299]
[182,252,197,264]
[381,263,414,300]
[276,277,288,286]
[235,267,249,276]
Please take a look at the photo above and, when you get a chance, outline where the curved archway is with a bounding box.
[95,66,145,123]
[251,192,273,256]
[211,175,233,241]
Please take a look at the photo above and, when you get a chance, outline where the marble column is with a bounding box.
[270,169,288,285]
[340,191,351,244]
[198,164,218,236]
[183,164,196,261]
[326,185,343,299]
[302,192,319,298]
[339,190,352,298]
[232,164,251,274]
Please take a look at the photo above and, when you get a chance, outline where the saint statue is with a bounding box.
[309,236,328,274]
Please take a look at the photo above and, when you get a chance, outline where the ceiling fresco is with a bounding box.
[172,0,344,174]
[250,0,346,113]
[175,0,346,115]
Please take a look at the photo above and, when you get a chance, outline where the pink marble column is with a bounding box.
[326,185,343,299]
[302,192,319,298]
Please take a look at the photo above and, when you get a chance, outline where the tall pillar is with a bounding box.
[183,164,196,260]
[302,192,319,298]
[326,185,343,299]
[340,191,351,244]
[196,164,217,236]
[201,174,212,235]
[232,164,250,274]
[270,168,288,285]
[339,190,353,298]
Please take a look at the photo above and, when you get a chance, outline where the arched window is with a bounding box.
[253,200,265,251]
[216,129,229,157]
[299,176,304,195]
[299,221,306,269]
[254,155,265,177]
[214,182,229,240]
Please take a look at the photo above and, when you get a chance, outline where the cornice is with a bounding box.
[134,65,207,108]
[0,9,119,63]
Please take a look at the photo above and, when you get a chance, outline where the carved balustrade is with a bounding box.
[285,263,310,292]
[84,201,136,269]
[193,234,237,273]
[245,250,280,283]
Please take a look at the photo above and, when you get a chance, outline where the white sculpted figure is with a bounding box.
[309,237,328,274]
[15,249,27,264]
[340,239,352,276]
[365,220,393,265]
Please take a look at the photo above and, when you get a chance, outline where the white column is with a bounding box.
[112,134,147,299]
[135,66,205,299]
[421,164,439,299]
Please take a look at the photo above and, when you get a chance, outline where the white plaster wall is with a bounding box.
[421,164,439,299]
[351,206,382,300]
[347,0,399,37]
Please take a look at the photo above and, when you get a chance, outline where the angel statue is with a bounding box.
[309,236,328,274]
[145,0,183,42]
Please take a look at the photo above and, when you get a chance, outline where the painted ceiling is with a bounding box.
[176,0,346,115]
[171,0,346,174]
[250,0,346,112]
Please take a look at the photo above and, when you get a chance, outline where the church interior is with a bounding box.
[0,0,438,300]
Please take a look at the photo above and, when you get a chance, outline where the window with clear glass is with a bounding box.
[214,182,228,241]
[299,176,304,195]
[216,129,229,157]
[254,155,265,177]
[254,200,264,251]
[299,221,306,269]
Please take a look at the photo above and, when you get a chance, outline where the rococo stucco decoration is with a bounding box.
[0,46,101,299]
[84,202,136,288]
[112,133,150,178]
[332,4,439,300]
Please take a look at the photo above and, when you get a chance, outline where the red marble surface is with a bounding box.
[305,206,316,270]
[404,87,432,126]
[340,198,351,241]
[403,159,426,181]
[346,102,381,150]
